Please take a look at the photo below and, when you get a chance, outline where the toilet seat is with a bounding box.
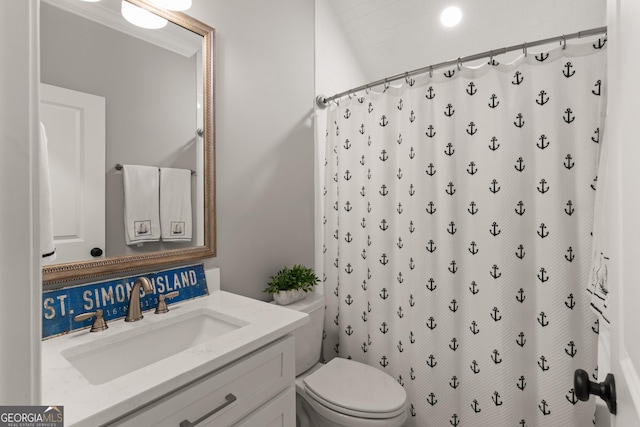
[303,358,406,419]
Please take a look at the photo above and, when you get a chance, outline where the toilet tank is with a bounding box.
[276,292,325,376]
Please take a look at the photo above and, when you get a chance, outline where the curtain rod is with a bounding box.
[316,26,607,109]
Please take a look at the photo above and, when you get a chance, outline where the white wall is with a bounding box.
[0,0,41,405]
[315,0,368,98]
[314,0,369,281]
[189,0,316,300]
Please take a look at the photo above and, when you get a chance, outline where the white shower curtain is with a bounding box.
[322,39,606,426]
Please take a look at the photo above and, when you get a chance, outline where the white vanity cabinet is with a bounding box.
[108,335,295,427]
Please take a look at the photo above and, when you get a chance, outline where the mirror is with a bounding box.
[41,0,215,284]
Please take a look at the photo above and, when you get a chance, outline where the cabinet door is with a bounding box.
[233,387,295,427]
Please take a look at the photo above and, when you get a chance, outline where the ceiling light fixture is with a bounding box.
[148,0,192,11]
[440,6,462,28]
[121,1,168,29]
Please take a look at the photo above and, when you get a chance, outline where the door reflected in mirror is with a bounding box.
[41,0,215,284]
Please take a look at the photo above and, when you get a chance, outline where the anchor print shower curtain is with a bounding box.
[322,39,606,426]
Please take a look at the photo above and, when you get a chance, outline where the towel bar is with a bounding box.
[114,164,195,175]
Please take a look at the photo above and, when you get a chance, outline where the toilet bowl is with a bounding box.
[277,292,407,427]
[296,359,407,427]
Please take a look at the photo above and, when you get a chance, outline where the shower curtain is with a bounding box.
[321,39,606,426]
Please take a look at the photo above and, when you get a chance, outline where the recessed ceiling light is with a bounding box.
[440,6,462,28]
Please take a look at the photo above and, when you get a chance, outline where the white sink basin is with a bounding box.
[42,291,310,427]
[61,308,247,385]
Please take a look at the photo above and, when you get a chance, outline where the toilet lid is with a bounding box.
[303,358,406,418]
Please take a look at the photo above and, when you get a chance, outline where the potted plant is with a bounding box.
[264,264,319,305]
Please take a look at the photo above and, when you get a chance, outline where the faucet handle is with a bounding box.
[155,291,179,314]
[73,309,108,332]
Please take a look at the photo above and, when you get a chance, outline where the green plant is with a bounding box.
[263,264,319,294]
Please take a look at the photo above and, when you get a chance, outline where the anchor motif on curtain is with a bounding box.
[322,39,606,426]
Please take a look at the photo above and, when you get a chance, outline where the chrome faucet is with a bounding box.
[125,277,153,322]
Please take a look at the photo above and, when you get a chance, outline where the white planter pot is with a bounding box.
[273,289,306,305]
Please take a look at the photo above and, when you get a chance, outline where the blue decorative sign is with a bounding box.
[42,264,208,339]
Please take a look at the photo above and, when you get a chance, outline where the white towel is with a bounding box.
[40,122,56,262]
[160,167,192,242]
[123,165,161,245]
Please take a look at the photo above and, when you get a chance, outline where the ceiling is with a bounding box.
[327,0,606,83]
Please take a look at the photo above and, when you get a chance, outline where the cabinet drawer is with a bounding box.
[110,335,294,427]
[233,386,295,427]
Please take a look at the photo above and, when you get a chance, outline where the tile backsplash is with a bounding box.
[42,264,208,339]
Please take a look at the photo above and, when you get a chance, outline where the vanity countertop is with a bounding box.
[41,290,308,426]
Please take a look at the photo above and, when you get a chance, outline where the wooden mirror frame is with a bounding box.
[43,0,215,284]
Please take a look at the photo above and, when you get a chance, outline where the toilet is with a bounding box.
[281,292,407,427]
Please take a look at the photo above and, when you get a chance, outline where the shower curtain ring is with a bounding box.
[405,72,415,86]
[523,41,528,57]
[561,34,567,49]
[489,50,494,65]
[429,66,433,78]
[457,57,462,71]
